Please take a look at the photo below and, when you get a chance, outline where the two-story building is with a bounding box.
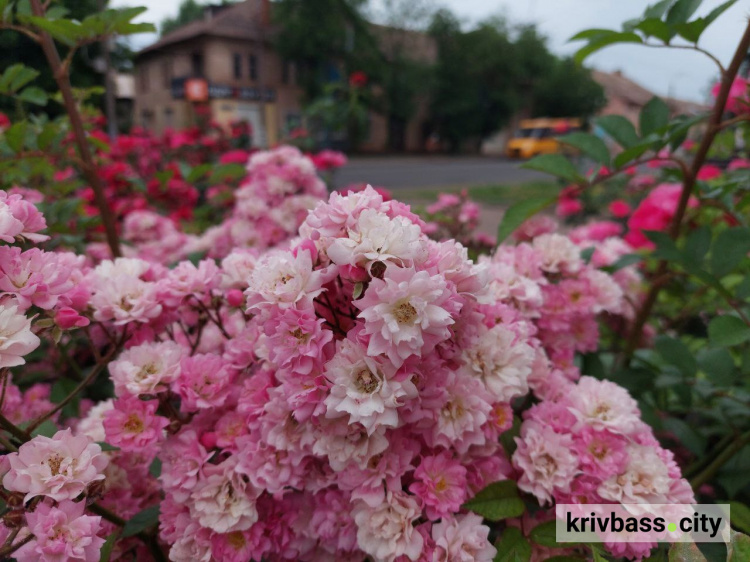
[133,0,437,152]
[134,0,299,147]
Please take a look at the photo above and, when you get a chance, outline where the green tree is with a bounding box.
[0,0,113,117]
[160,0,237,36]
[428,12,604,152]
[273,0,379,101]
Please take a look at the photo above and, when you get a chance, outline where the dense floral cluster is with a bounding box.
[484,217,641,380]
[0,150,691,561]
[421,191,495,254]
[196,145,328,258]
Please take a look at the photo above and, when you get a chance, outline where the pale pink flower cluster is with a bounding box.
[483,225,639,383]
[0,163,687,562]
[0,189,48,243]
[512,376,693,559]
[196,145,327,258]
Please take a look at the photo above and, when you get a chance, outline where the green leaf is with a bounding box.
[542,557,586,562]
[30,419,58,438]
[729,501,750,534]
[569,28,619,41]
[209,163,247,182]
[613,140,657,169]
[635,18,673,42]
[185,163,212,183]
[0,64,39,93]
[96,442,121,452]
[595,115,640,148]
[520,154,582,182]
[684,226,711,263]
[494,527,531,562]
[662,417,706,455]
[530,520,567,548]
[500,415,522,457]
[703,1,739,30]
[149,457,162,478]
[122,504,160,538]
[697,348,736,386]
[711,228,750,278]
[644,0,674,19]
[17,86,47,105]
[463,480,526,521]
[708,315,750,348]
[696,542,728,562]
[558,132,610,166]
[730,531,750,562]
[496,196,557,244]
[4,121,27,153]
[99,530,120,562]
[574,31,643,64]
[37,122,60,150]
[666,0,703,25]
[655,335,697,377]
[640,97,671,136]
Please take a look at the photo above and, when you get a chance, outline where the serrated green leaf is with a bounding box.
[30,419,58,438]
[711,227,750,277]
[684,226,711,263]
[17,86,47,106]
[529,520,567,548]
[494,527,531,562]
[463,480,525,521]
[185,163,212,183]
[708,315,750,348]
[613,141,657,168]
[697,348,736,386]
[662,417,706,455]
[574,31,643,64]
[644,0,674,20]
[496,196,557,244]
[640,97,671,136]
[655,335,697,377]
[636,18,673,42]
[596,114,640,148]
[520,154,582,182]
[666,0,703,25]
[149,457,162,478]
[728,501,750,534]
[558,132,611,165]
[99,530,120,562]
[5,121,27,153]
[122,504,160,538]
[730,531,750,562]
[696,542,727,562]
[569,28,619,41]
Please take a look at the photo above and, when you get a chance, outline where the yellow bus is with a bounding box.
[506,118,583,159]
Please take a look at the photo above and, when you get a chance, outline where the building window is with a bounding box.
[191,51,204,77]
[233,53,242,79]
[249,54,258,81]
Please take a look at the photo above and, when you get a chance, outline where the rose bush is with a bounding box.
[0,1,748,561]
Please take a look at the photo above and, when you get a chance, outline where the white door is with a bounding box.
[235,103,266,148]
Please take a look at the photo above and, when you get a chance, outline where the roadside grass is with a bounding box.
[396,180,559,207]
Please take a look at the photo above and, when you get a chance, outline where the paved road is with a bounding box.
[332,156,550,190]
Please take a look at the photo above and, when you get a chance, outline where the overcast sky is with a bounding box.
[111,0,750,103]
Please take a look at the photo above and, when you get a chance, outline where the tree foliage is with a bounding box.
[428,13,605,151]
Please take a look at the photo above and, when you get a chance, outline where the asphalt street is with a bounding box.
[331,156,550,190]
